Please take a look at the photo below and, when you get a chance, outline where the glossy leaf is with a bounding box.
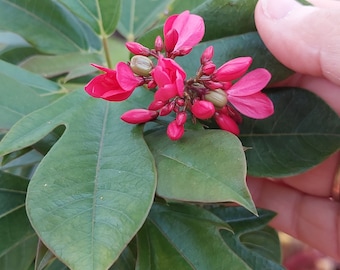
[168,0,206,14]
[0,74,51,131]
[240,87,340,177]
[176,32,293,82]
[0,89,156,269]
[0,60,60,94]
[20,52,103,79]
[0,0,100,54]
[137,203,249,270]
[117,0,171,40]
[211,207,283,269]
[193,0,257,41]
[145,129,256,214]
[58,0,121,36]
[0,171,38,270]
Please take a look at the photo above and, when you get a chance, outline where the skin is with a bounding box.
[248,0,340,260]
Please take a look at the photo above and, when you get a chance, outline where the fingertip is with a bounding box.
[255,0,340,85]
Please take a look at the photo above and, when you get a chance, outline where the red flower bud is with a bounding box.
[167,121,185,140]
[214,112,240,135]
[203,80,224,90]
[159,102,175,116]
[176,112,187,125]
[212,57,252,82]
[148,100,166,110]
[202,61,216,75]
[191,100,215,119]
[200,46,214,64]
[125,42,150,56]
[121,109,158,124]
[154,35,164,52]
[165,29,179,53]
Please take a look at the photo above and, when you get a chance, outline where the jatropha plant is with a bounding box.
[85,11,274,140]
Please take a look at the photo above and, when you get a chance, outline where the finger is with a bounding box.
[255,0,340,86]
[247,177,340,260]
[282,151,340,197]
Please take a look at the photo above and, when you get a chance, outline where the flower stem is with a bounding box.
[102,36,112,69]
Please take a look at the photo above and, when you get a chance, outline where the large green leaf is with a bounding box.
[0,60,60,94]
[0,0,100,54]
[20,52,103,79]
[211,207,283,269]
[0,74,52,131]
[58,0,121,36]
[0,171,38,270]
[137,203,280,270]
[145,129,256,214]
[193,0,257,41]
[240,87,340,177]
[0,89,156,269]
[117,0,172,40]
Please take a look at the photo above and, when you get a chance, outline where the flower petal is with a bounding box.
[228,92,274,119]
[227,68,271,97]
[116,62,141,91]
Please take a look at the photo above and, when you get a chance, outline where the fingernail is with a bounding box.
[260,0,302,19]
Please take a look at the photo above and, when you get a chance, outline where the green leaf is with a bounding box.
[20,52,103,79]
[211,207,283,269]
[58,0,121,36]
[117,0,172,40]
[0,89,156,269]
[145,129,256,214]
[137,203,250,270]
[176,32,293,83]
[240,87,340,177]
[0,74,52,131]
[0,171,38,270]
[193,0,257,41]
[0,60,60,94]
[0,0,100,54]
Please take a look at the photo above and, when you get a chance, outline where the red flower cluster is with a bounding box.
[85,11,274,140]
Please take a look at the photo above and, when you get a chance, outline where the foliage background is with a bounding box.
[0,0,339,269]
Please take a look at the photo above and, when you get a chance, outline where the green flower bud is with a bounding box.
[205,89,227,109]
[130,55,153,76]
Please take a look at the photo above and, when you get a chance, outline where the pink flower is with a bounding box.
[226,68,273,119]
[125,42,150,56]
[164,10,205,55]
[85,63,142,101]
[151,56,186,101]
[121,109,158,124]
[212,57,252,82]
[191,100,215,119]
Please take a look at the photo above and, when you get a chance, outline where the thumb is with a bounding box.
[255,0,340,86]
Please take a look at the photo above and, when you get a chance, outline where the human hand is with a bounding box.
[248,0,340,260]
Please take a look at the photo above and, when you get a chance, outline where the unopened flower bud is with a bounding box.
[212,57,252,82]
[200,46,214,64]
[174,46,192,57]
[176,112,187,125]
[202,61,216,75]
[203,80,224,90]
[148,100,166,110]
[121,109,158,124]
[214,112,240,135]
[159,102,175,116]
[167,121,184,140]
[125,42,150,56]
[147,80,157,89]
[130,55,153,76]
[165,29,179,53]
[191,100,215,119]
[205,89,228,109]
[154,36,164,52]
